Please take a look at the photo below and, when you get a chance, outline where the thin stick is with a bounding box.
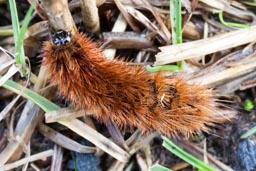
[40,0,75,32]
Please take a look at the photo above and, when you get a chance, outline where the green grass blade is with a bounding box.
[242,1,256,6]
[1,76,59,112]
[8,0,20,47]
[218,12,250,29]
[170,0,182,44]
[150,164,173,171]
[16,0,37,63]
[146,65,180,72]
[9,0,36,75]
[162,136,216,171]
[9,0,24,65]
[241,126,256,139]
[150,0,182,73]
[170,0,182,68]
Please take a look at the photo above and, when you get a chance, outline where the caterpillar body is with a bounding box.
[43,30,226,137]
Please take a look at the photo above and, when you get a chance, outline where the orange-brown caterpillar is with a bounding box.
[42,30,226,137]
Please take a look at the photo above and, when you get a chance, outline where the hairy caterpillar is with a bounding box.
[42,30,226,137]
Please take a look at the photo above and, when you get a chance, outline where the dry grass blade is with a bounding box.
[0,102,42,165]
[59,119,130,162]
[224,5,255,22]
[240,78,256,90]
[30,163,41,171]
[199,0,255,21]
[45,108,92,123]
[0,54,14,74]
[2,0,256,170]
[136,153,149,171]
[0,60,15,74]
[80,0,100,33]
[0,64,21,86]
[217,71,256,94]
[0,50,23,122]
[199,0,226,9]
[0,66,51,164]
[108,132,158,170]
[0,150,53,171]
[126,6,156,31]
[102,13,128,59]
[106,120,129,150]
[107,160,127,171]
[50,145,63,171]
[190,56,256,86]
[125,129,142,146]
[126,7,168,45]
[129,132,158,155]
[141,0,171,44]
[156,26,256,65]
[0,95,20,121]
[38,123,96,153]
[113,0,140,32]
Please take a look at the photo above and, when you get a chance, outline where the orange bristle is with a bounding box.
[42,31,227,137]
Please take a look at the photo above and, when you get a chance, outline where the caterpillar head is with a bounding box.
[52,30,72,46]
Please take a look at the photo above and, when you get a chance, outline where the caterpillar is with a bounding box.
[42,30,227,137]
